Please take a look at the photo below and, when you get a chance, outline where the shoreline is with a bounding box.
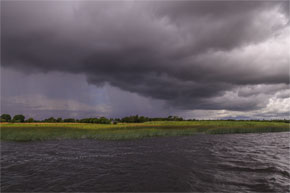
[1,121,289,142]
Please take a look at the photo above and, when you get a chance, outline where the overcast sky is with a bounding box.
[1,0,289,120]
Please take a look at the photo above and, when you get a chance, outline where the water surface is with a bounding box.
[1,132,289,192]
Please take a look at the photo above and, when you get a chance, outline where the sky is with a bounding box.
[1,0,289,120]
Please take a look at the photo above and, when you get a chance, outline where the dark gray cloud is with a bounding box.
[0,68,169,119]
[1,1,289,112]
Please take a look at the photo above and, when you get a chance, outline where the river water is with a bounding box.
[1,132,289,192]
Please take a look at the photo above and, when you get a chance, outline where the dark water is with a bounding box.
[1,132,290,192]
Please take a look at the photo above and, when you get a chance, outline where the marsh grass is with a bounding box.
[0,121,289,141]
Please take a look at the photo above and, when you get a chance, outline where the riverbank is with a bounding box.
[0,121,289,141]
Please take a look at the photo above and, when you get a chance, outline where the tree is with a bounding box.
[56,118,62,122]
[0,114,11,122]
[63,118,75,122]
[26,118,34,123]
[46,117,56,122]
[99,117,111,124]
[13,114,25,122]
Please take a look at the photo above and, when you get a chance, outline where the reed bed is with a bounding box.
[1,121,289,141]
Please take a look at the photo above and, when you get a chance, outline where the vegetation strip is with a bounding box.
[1,121,289,142]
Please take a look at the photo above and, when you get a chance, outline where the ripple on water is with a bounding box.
[1,132,290,192]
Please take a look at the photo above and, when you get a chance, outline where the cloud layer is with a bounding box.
[1,1,289,115]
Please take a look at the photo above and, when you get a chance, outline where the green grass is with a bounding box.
[0,121,289,142]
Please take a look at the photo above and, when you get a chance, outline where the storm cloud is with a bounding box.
[1,1,289,114]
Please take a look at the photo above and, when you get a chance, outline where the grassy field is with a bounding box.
[0,121,289,142]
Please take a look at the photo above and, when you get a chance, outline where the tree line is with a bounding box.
[1,113,289,124]
[0,114,184,124]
